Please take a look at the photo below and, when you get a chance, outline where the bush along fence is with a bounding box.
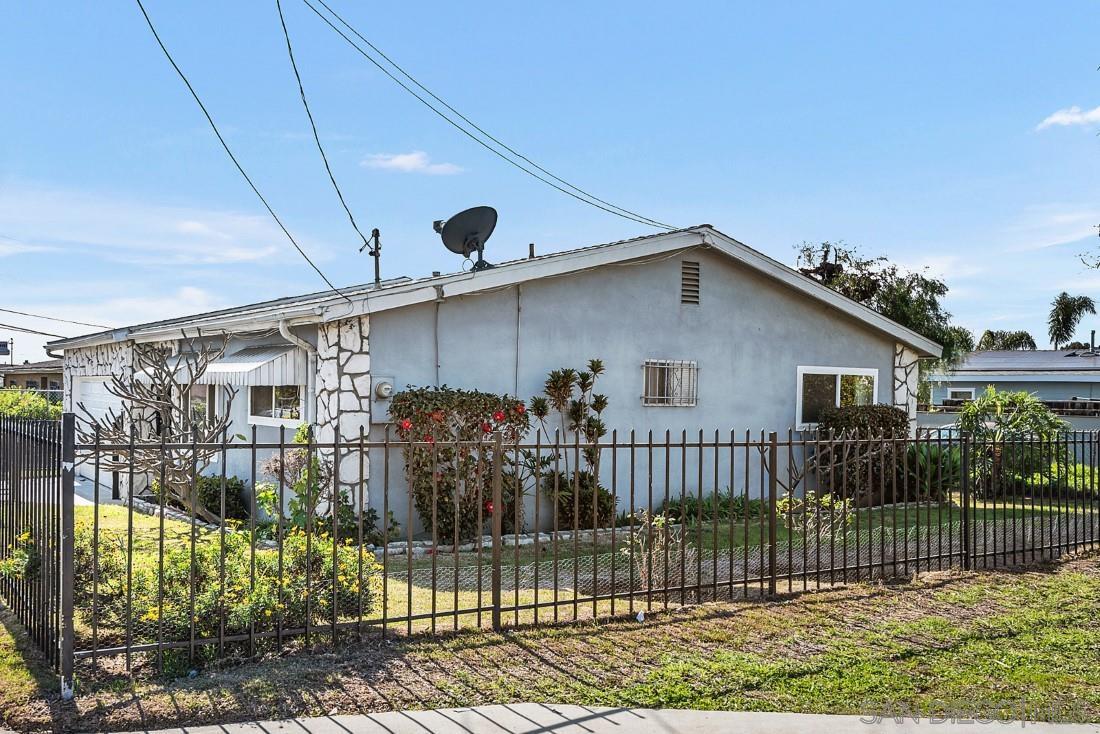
[1,416,1100,692]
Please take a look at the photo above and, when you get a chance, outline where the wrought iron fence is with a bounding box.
[0,415,71,693]
[1,416,1098,692]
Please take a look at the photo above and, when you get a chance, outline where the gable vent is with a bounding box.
[681,260,700,304]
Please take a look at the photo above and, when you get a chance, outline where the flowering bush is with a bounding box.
[73,520,381,676]
[390,386,529,542]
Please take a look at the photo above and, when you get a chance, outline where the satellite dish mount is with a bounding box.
[437,206,498,272]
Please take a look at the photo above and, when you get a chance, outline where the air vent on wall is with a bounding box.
[681,260,700,304]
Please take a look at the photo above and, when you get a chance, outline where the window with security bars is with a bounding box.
[643,360,698,406]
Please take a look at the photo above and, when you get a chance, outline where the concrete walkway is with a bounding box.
[121,704,1100,733]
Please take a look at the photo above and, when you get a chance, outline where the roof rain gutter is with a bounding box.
[279,319,317,425]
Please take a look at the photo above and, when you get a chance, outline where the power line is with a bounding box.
[311,0,675,231]
[0,322,65,339]
[301,0,676,231]
[133,0,351,302]
[0,307,109,329]
[276,0,371,251]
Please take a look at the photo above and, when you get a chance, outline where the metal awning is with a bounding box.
[196,345,307,386]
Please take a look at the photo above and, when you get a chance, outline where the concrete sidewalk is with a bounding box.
[122,704,1100,733]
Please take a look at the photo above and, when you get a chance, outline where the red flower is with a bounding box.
[423,434,435,444]
[514,403,526,415]
[492,410,506,423]
[484,501,494,515]
[481,422,493,433]
[399,418,413,431]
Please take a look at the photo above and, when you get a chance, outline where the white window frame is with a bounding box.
[795,366,879,429]
[182,384,218,423]
[946,387,975,402]
[247,384,305,427]
[642,359,698,407]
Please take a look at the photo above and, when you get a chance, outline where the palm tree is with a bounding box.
[976,329,1037,351]
[1048,292,1096,349]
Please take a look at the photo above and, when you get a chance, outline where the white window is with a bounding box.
[796,366,878,428]
[947,388,975,402]
[184,384,217,426]
[643,360,698,406]
[249,385,302,426]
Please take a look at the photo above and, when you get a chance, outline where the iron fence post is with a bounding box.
[960,431,972,571]
[768,431,778,596]
[59,413,75,699]
[490,432,504,632]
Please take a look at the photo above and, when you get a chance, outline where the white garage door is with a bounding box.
[73,378,118,481]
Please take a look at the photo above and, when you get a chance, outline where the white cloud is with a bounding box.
[1002,204,1100,251]
[0,236,48,257]
[0,183,309,266]
[1036,105,1100,130]
[361,151,462,175]
[893,253,985,279]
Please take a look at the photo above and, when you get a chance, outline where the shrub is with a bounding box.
[899,443,962,501]
[542,470,616,530]
[151,474,250,521]
[390,386,529,542]
[814,404,909,506]
[1009,462,1097,499]
[0,390,61,420]
[816,404,910,438]
[73,520,382,676]
[778,490,853,539]
[622,511,698,590]
[663,489,762,524]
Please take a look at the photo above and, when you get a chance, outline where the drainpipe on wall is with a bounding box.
[279,319,317,424]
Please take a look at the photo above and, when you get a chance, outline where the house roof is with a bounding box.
[47,225,942,358]
[0,358,63,375]
[935,350,1100,376]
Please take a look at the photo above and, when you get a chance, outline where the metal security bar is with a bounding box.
[1,416,1099,688]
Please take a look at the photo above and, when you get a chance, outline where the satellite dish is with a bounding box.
[437,206,497,271]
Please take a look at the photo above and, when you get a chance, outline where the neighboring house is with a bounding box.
[48,225,940,524]
[929,350,1100,409]
[0,358,63,394]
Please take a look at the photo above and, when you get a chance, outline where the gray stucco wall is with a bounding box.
[365,247,899,531]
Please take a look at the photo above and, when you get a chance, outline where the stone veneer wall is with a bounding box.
[315,316,372,494]
[893,342,920,423]
[62,341,135,412]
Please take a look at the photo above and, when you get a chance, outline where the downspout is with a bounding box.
[433,285,444,387]
[279,319,317,424]
[514,285,522,396]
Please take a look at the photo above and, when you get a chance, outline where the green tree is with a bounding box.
[796,242,972,366]
[1048,292,1096,349]
[976,329,1037,351]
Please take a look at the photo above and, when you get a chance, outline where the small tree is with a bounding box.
[75,332,236,524]
[1048,292,1096,350]
[529,359,616,529]
[956,387,1067,497]
[976,330,1037,351]
[529,359,608,473]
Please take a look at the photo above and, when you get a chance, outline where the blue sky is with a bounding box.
[2,1,1099,362]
